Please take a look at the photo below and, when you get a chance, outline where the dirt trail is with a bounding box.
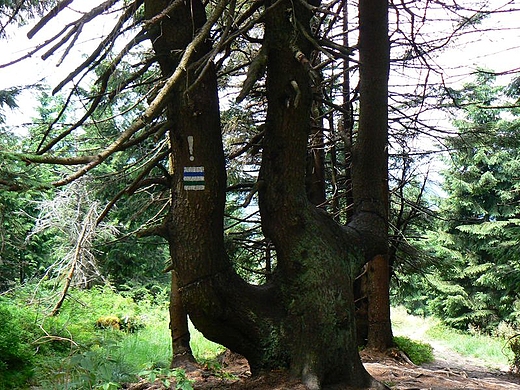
[364,343,520,390]
[369,308,520,389]
[364,358,520,390]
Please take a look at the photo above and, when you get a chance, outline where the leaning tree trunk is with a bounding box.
[144,0,389,388]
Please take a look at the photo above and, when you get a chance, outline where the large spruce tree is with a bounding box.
[143,0,389,387]
[424,72,520,331]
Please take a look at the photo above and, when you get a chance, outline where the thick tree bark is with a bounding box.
[257,1,376,387]
[366,255,393,350]
[306,125,326,206]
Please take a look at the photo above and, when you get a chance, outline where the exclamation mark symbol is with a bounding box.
[187,136,195,161]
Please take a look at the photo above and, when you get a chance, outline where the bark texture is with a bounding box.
[257,0,375,387]
[144,0,286,373]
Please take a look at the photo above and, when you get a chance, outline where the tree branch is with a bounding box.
[52,0,144,94]
[27,0,74,39]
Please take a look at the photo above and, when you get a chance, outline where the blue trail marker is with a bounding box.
[183,167,205,191]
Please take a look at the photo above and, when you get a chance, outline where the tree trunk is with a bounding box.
[306,60,326,207]
[144,0,389,388]
[352,0,393,351]
[144,0,287,373]
[169,270,195,367]
[257,0,376,387]
[366,255,393,350]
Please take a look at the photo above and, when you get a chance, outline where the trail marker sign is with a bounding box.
[183,167,205,191]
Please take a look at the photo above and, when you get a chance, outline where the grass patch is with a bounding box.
[0,284,177,389]
[189,323,226,363]
[392,306,511,368]
[7,283,227,390]
[117,322,172,370]
[391,306,439,334]
[426,323,511,367]
[393,336,434,365]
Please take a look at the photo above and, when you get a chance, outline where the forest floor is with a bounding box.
[126,344,520,390]
[126,310,520,390]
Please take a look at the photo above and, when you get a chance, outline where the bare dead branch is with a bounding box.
[228,128,265,159]
[142,0,184,28]
[0,24,73,68]
[148,0,229,110]
[126,149,170,195]
[52,0,144,94]
[27,0,74,39]
[1,151,95,165]
[107,56,158,102]
[119,120,168,149]
[41,20,83,61]
[50,204,97,316]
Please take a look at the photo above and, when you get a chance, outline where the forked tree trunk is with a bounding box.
[144,0,389,388]
[257,1,376,387]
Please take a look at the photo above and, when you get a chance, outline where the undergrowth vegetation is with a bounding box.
[392,306,512,369]
[426,323,512,368]
[2,286,518,389]
[0,301,36,389]
[0,283,223,390]
[393,336,434,365]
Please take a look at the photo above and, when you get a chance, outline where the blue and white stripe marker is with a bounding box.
[183,166,205,191]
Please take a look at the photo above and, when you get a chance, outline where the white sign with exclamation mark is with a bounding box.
[187,135,195,161]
